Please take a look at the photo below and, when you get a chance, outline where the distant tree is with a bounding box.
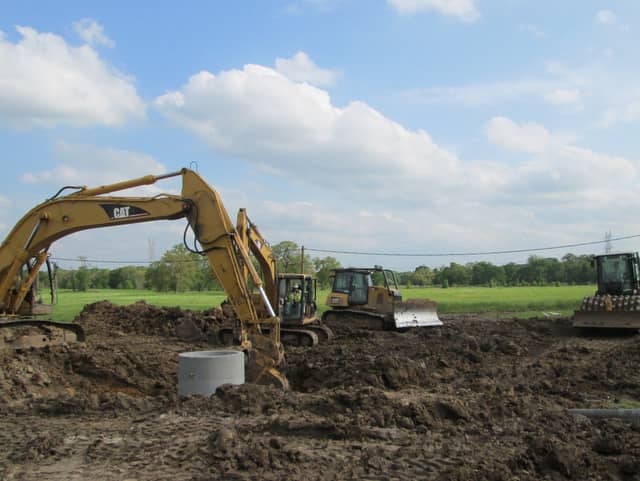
[471,261,505,286]
[108,266,146,289]
[372,265,386,286]
[72,266,90,292]
[410,265,435,287]
[145,244,200,292]
[272,241,313,274]
[440,262,471,286]
[145,261,174,291]
[193,256,219,291]
[313,256,341,289]
[562,254,595,284]
[502,262,523,286]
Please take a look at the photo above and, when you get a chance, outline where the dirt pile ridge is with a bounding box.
[1,303,639,480]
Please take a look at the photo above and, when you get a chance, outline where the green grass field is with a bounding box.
[51,285,596,321]
[400,285,595,316]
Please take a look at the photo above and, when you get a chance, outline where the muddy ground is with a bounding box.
[1,301,640,480]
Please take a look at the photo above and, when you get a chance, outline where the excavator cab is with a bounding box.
[1,259,84,350]
[274,273,331,344]
[278,274,317,323]
[15,258,56,317]
[573,252,640,329]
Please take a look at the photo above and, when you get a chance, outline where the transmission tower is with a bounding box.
[604,230,612,254]
[148,237,156,263]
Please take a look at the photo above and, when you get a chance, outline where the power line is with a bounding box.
[49,233,640,265]
[50,257,196,265]
[304,233,640,258]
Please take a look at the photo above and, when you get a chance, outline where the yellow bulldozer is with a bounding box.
[573,252,640,329]
[321,267,442,330]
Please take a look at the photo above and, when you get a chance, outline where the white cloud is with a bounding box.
[151,61,640,268]
[543,88,582,108]
[154,63,462,205]
[275,52,341,87]
[519,24,547,39]
[283,0,339,15]
[400,80,553,106]
[154,62,639,210]
[486,117,551,155]
[387,0,480,22]
[486,116,636,193]
[401,61,593,108]
[595,10,617,25]
[599,96,640,128]
[21,141,170,196]
[73,18,115,48]
[0,26,144,128]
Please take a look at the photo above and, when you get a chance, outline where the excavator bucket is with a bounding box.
[393,299,442,329]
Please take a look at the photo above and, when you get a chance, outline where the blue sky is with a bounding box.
[1,0,640,271]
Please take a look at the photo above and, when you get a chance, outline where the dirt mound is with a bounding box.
[2,307,640,480]
[75,300,227,341]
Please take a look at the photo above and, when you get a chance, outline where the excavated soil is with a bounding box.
[2,301,640,480]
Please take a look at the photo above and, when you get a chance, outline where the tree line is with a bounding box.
[397,253,595,288]
[46,241,596,292]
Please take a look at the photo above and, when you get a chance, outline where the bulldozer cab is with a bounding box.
[331,268,399,306]
[278,274,317,323]
[595,253,640,296]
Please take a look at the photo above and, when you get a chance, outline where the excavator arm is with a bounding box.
[0,168,287,387]
[236,208,278,305]
[235,209,333,345]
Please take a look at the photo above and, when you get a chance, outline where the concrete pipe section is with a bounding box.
[178,350,244,397]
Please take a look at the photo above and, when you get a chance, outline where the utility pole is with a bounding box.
[300,245,305,274]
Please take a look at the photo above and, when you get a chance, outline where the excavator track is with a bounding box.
[280,328,319,347]
[0,319,85,350]
[218,325,325,347]
[301,323,334,342]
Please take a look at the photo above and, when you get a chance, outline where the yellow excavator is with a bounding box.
[0,168,288,388]
[322,267,442,329]
[235,209,333,346]
[573,252,640,329]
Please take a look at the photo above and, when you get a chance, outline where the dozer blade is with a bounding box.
[573,310,640,329]
[393,299,442,329]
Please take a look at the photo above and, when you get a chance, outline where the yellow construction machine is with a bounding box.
[0,168,288,387]
[235,209,333,346]
[321,267,442,329]
[573,252,640,329]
